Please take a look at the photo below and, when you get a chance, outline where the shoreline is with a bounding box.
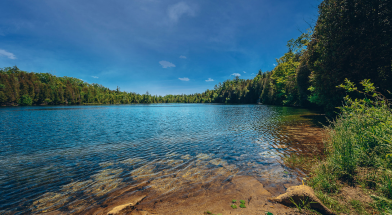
[38,118,326,215]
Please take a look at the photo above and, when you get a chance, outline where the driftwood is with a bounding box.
[269,185,335,215]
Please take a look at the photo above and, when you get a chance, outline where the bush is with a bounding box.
[310,79,392,213]
[19,94,33,106]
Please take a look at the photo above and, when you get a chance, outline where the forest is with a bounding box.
[1,0,391,116]
[1,0,391,213]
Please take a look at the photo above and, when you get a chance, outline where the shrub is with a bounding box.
[310,79,392,213]
[19,94,33,106]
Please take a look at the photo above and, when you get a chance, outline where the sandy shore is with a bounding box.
[81,175,299,215]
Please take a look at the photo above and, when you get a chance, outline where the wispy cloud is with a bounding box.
[159,60,176,68]
[0,49,16,59]
[179,55,187,59]
[168,2,195,23]
[243,71,246,73]
[92,76,99,78]
[231,73,241,77]
[273,63,276,66]
[251,73,255,75]
[179,77,189,81]
[205,78,214,82]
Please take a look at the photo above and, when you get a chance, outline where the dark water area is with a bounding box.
[0,104,325,214]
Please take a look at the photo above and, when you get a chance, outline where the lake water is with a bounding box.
[0,104,324,214]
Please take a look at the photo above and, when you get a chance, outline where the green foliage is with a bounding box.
[287,29,312,54]
[289,195,319,213]
[0,67,219,105]
[0,91,7,104]
[265,212,273,215]
[239,200,245,204]
[271,51,300,105]
[315,191,350,214]
[19,94,33,106]
[333,80,392,174]
[232,200,236,203]
[306,0,392,114]
[239,203,246,208]
[230,204,237,209]
[0,66,300,107]
[2,0,390,111]
[350,200,366,215]
[309,163,340,193]
[371,195,392,214]
[310,80,392,213]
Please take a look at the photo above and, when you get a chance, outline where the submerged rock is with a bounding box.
[107,195,146,215]
[269,185,335,215]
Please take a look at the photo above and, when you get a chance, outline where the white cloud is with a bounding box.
[168,2,195,23]
[273,63,276,66]
[205,78,214,82]
[0,49,16,59]
[179,55,187,59]
[92,76,99,79]
[251,73,255,75]
[231,73,241,77]
[159,60,176,68]
[243,71,246,73]
[179,77,189,81]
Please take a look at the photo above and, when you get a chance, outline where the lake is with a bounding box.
[0,104,325,214]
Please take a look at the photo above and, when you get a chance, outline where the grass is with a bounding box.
[350,200,367,215]
[314,190,350,214]
[283,154,318,173]
[288,195,320,214]
[307,80,392,214]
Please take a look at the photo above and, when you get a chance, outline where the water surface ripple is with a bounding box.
[0,104,322,214]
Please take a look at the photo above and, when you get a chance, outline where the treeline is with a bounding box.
[0,66,216,106]
[1,0,390,114]
[216,0,391,113]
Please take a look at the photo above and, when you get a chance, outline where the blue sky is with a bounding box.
[0,0,321,95]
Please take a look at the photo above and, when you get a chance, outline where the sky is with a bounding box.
[0,0,321,96]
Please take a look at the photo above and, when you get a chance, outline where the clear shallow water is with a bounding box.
[0,104,322,214]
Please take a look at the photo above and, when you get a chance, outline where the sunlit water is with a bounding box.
[0,104,323,214]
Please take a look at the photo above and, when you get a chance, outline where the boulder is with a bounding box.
[107,195,146,215]
[269,185,335,215]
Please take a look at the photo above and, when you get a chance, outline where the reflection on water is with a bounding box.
[0,104,325,214]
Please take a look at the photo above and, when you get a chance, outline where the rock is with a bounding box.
[268,185,335,215]
[130,210,151,215]
[107,195,146,215]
